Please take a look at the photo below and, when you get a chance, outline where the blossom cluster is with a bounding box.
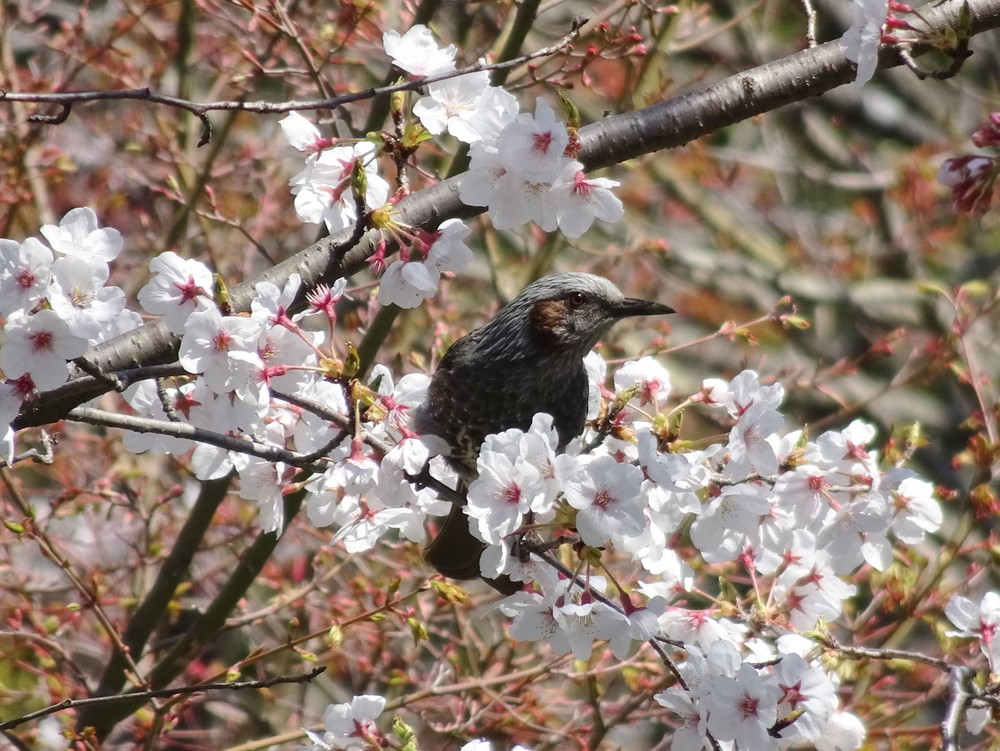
[383,24,626,238]
[0,208,142,457]
[301,693,533,751]
[937,111,1000,216]
[277,24,626,313]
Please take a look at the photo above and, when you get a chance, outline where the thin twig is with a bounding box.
[0,667,326,731]
[0,25,582,145]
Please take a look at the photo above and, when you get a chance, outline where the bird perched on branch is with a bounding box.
[415,272,673,593]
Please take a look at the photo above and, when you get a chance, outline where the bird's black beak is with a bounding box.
[610,297,674,319]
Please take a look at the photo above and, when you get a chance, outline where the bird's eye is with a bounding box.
[567,291,587,308]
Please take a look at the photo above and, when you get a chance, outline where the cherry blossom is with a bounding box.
[289,142,389,234]
[46,254,126,341]
[707,662,780,751]
[279,111,336,153]
[137,251,215,334]
[772,653,838,740]
[178,307,264,395]
[0,238,52,317]
[815,711,867,751]
[39,207,123,262]
[542,162,625,238]
[302,694,387,751]
[497,99,570,183]
[0,309,88,390]
[945,591,1000,668]
[839,0,888,86]
[466,450,544,545]
[564,455,646,546]
[412,68,492,141]
[382,25,456,77]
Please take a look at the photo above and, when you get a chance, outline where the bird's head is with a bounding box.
[484,272,673,358]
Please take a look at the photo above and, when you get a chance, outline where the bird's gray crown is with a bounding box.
[510,272,626,306]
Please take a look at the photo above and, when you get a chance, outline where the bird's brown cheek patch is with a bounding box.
[529,299,569,343]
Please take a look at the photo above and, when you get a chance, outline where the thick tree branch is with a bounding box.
[11,0,1000,431]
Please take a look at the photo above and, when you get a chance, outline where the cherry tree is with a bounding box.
[1,1,1000,749]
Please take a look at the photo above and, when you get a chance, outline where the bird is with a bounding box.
[414,272,673,592]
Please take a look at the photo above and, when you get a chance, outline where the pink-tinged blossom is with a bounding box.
[240,458,290,531]
[383,433,448,476]
[459,86,520,144]
[250,272,302,330]
[39,207,123,262]
[497,99,570,183]
[690,482,771,563]
[499,587,574,657]
[555,596,630,660]
[255,324,319,393]
[0,238,52,317]
[412,68,491,140]
[302,694,387,751]
[584,351,607,419]
[291,379,348,455]
[382,25,456,77]
[137,251,215,334]
[653,688,711,751]
[0,376,35,437]
[638,428,719,494]
[289,142,389,234]
[466,451,544,545]
[707,662,780,751]
[971,112,1000,147]
[194,379,270,435]
[702,369,784,418]
[624,511,696,585]
[0,310,87,391]
[378,258,439,309]
[815,711,866,751]
[839,0,888,86]
[47,255,125,341]
[542,162,624,238]
[725,402,783,479]
[425,218,473,274]
[378,220,473,309]
[458,142,507,207]
[771,464,838,531]
[564,455,646,546]
[810,419,878,476]
[816,493,892,573]
[658,607,746,651]
[486,172,553,230]
[191,436,247,482]
[772,653,838,741]
[278,112,336,153]
[965,705,991,735]
[607,594,666,659]
[881,468,941,543]
[178,308,263,395]
[774,546,857,629]
[1,426,12,466]
[945,591,1000,669]
[613,356,672,409]
[937,154,998,216]
[301,278,347,323]
[94,308,143,345]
